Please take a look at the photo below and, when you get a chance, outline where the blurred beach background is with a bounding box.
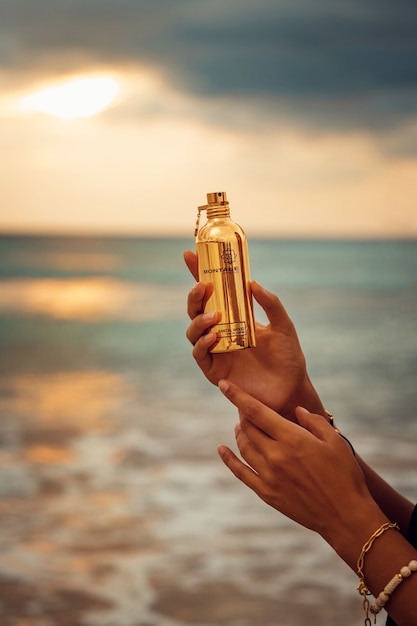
[0,235,416,626]
[1,1,417,625]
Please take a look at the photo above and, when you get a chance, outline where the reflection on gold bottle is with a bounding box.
[195,191,256,353]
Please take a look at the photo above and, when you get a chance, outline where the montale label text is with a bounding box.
[195,191,256,353]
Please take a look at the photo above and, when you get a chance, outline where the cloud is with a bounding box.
[1,0,416,133]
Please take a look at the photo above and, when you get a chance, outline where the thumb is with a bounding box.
[295,406,334,441]
[184,250,199,282]
[251,281,294,332]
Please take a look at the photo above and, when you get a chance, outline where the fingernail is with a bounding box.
[218,379,229,394]
[217,445,227,460]
[203,331,216,344]
[202,311,217,322]
[252,280,263,291]
[191,282,204,294]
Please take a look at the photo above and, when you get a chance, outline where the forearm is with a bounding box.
[296,380,414,533]
[356,455,415,534]
[326,503,417,626]
[322,457,416,625]
[316,420,416,622]
[363,528,417,626]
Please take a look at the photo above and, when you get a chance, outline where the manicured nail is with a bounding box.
[217,445,227,460]
[203,331,216,344]
[191,282,204,294]
[202,311,217,322]
[218,379,229,394]
[252,280,264,291]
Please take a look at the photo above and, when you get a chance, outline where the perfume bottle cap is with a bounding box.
[206,191,228,205]
[194,191,230,235]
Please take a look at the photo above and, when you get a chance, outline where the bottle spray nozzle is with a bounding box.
[207,191,228,205]
[194,192,229,235]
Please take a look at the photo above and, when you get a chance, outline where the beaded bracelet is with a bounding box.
[370,559,417,617]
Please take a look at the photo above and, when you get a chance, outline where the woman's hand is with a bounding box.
[216,379,387,555]
[184,249,324,420]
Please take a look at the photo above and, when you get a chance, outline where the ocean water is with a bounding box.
[0,235,416,626]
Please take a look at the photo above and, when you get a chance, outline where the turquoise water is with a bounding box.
[0,234,416,625]
[1,236,416,428]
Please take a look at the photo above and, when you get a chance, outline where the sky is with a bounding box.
[0,0,416,237]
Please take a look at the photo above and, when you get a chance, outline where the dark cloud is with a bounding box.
[1,0,417,131]
[178,1,417,97]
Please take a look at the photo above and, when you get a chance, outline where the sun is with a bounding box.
[18,74,120,120]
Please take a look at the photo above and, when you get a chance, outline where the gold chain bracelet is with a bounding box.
[356,522,400,624]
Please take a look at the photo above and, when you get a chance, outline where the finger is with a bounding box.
[186,310,220,346]
[186,282,206,319]
[192,331,218,368]
[295,407,356,455]
[217,445,264,493]
[218,379,287,440]
[295,406,336,442]
[183,250,198,281]
[186,281,216,321]
[251,281,294,333]
[234,420,267,471]
[238,417,275,456]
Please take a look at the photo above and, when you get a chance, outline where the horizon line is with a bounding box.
[0,229,416,242]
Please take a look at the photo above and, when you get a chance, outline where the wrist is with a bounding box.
[295,373,327,419]
[323,497,390,572]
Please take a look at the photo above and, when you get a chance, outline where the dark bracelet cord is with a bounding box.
[339,433,356,456]
[325,410,356,456]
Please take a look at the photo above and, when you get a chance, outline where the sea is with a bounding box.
[0,234,416,626]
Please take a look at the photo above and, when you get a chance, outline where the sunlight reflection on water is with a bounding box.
[0,278,183,321]
[0,371,128,428]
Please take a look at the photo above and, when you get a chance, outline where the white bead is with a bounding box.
[372,599,383,611]
[387,575,403,594]
[368,558,417,620]
[378,591,389,604]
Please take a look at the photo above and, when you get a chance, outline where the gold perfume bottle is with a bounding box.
[195,191,256,353]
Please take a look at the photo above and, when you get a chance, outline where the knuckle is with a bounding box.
[192,345,201,362]
[232,463,245,481]
[259,483,274,501]
[269,292,281,308]
[186,317,205,345]
[242,400,260,422]
[264,448,282,470]
[237,437,251,457]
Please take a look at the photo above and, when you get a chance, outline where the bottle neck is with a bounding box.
[206,205,230,220]
[194,203,231,236]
